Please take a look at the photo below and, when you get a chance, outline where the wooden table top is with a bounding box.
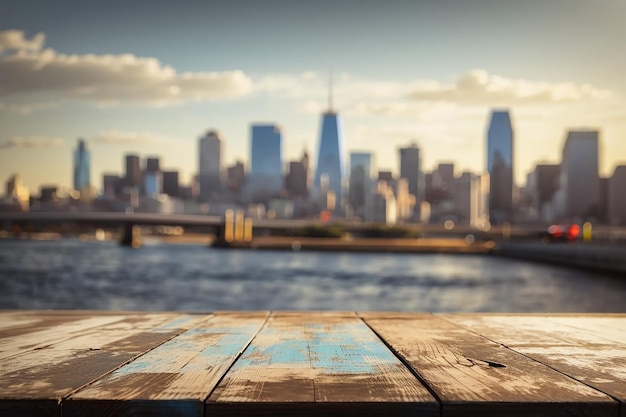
[0,311,624,417]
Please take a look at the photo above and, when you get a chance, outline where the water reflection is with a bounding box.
[0,239,625,312]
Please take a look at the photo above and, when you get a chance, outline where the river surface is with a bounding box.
[0,238,625,312]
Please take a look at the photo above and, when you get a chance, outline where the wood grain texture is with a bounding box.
[541,316,626,344]
[1,311,625,417]
[0,313,209,417]
[207,313,438,417]
[64,312,269,417]
[363,315,618,417]
[0,313,129,360]
[442,314,626,416]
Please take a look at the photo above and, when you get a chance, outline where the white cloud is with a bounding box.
[88,130,173,145]
[0,136,65,149]
[254,74,315,98]
[256,70,618,121]
[299,99,325,114]
[347,101,457,119]
[0,30,45,52]
[0,41,253,106]
[408,69,617,104]
[300,71,317,81]
[0,101,59,114]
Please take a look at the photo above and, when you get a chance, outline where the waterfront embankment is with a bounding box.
[496,241,626,274]
[213,236,494,254]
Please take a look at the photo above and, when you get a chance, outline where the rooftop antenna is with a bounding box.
[328,70,333,112]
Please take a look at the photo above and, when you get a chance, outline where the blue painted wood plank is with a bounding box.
[0,313,208,417]
[64,312,268,417]
[207,313,437,414]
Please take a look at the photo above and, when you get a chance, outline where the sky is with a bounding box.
[1,0,625,193]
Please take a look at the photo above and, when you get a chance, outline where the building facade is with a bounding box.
[314,111,344,203]
[399,144,423,203]
[455,172,488,228]
[486,109,514,224]
[247,124,283,200]
[348,152,374,217]
[144,172,162,196]
[286,151,309,199]
[609,165,626,226]
[102,174,120,198]
[145,157,160,173]
[198,130,222,200]
[4,174,29,211]
[554,130,600,220]
[162,171,180,198]
[125,154,141,189]
[227,161,246,195]
[73,139,91,192]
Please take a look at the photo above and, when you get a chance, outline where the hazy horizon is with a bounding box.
[2,0,625,192]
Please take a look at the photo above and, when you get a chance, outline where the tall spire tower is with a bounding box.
[314,72,344,204]
[328,71,333,112]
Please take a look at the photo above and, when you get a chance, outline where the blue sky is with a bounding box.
[1,0,625,192]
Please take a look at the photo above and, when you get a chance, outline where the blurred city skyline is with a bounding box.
[1,0,626,191]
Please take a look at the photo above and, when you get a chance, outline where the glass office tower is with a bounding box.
[249,124,283,197]
[73,139,90,191]
[314,112,344,202]
[486,110,514,224]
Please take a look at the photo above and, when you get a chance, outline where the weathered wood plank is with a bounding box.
[363,314,618,417]
[0,314,130,359]
[207,313,438,417]
[542,316,626,344]
[0,311,47,332]
[442,314,626,416]
[0,313,209,417]
[64,312,269,417]
[0,313,209,374]
[271,311,357,318]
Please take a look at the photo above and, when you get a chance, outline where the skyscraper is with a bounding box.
[162,171,180,198]
[486,109,514,224]
[532,164,560,220]
[455,172,488,227]
[399,143,423,202]
[608,165,626,226]
[73,139,90,191]
[349,152,374,215]
[227,161,246,195]
[286,151,309,199]
[247,124,282,199]
[314,76,345,203]
[198,130,222,200]
[102,174,120,198]
[145,157,160,173]
[555,130,600,220]
[5,174,29,211]
[125,154,141,188]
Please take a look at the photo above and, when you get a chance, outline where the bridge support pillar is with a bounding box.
[212,210,252,247]
[120,223,141,248]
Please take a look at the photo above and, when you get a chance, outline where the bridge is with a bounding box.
[0,211,551,246]
[2,212,626,273]
[2,211,626,241]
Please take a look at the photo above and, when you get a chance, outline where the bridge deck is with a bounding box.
[0,311,624,416]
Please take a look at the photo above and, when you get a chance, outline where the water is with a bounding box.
[0,239,625,312]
